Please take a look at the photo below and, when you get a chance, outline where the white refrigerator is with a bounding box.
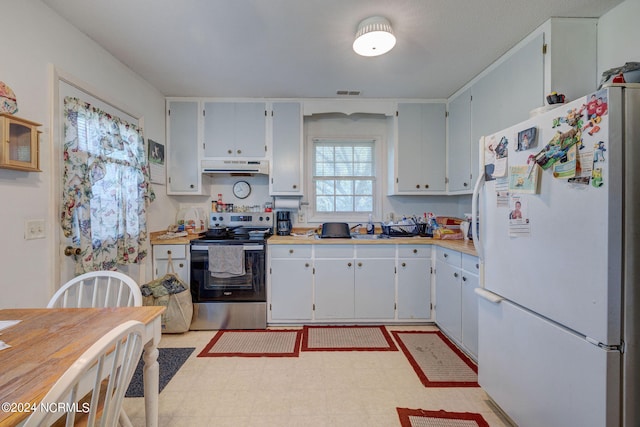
[471,85,639,427]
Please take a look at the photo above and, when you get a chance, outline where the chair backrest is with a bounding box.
[48,271,142,308]
[23,320,145,427]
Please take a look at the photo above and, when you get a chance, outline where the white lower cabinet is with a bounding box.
[152,244,190,284]
[461,254,480,358]
[397,245,432,320]
[269,245,313,321]
[353,245,396,319]
[435,247,479,359]
[267,243,434,324]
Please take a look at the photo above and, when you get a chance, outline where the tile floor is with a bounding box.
[123,325,514,427]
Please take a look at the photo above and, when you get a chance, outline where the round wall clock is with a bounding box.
[232,180,251,199]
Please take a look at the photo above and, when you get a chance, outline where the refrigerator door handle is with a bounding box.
[475,287,503,303]
[471,170,485,261]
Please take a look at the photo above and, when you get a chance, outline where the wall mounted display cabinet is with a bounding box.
[0,113,41,172]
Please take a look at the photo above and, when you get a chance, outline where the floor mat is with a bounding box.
[396,408,490,427]
[125,347,194,397]
[301,325,398,351]
[392,330,478,387]
[197,329,302,357]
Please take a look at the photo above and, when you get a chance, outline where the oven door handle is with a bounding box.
[191,244,264,251]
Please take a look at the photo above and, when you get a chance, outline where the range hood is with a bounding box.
[202,159,269,175]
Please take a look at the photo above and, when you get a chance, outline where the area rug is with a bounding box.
[197,329,302,357]
[125,347,195,397]
[392,330,479,387]
[396,408,489,427]
[301,325,398,352]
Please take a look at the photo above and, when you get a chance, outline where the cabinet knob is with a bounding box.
[415,184,420,189]
[463,182,468,187]
[292,184,297,189]
[167,250,172,255]
[190,184,194,188]
[444,253,448,258]
[228,149,233,154]
[401,262,406,267]
[237,149,242,154]
[413,249,417,254]
[357,262,362,267]
[348,262,352,267]
[289,249,294,254]
[454,272,459,278]
[179,263,184,268]
[425,184,429,189]
[476,263,479,269]
[305,263,309,267]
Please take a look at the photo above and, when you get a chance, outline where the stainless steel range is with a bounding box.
[189,212,272,330]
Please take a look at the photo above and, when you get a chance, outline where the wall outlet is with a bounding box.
[297,212,305,223]
[25,219,45,240]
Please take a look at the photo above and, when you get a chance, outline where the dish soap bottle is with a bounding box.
[366,214,375,234]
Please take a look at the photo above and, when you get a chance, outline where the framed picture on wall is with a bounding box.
[148,139,166,185]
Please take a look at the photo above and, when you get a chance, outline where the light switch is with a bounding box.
[25,219,45,240]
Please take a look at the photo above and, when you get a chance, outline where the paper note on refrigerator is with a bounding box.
[508,195,530,237]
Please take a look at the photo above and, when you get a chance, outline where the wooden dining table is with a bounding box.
[0,306,165,427]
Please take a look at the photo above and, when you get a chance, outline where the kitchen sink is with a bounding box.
[351,234,382,240]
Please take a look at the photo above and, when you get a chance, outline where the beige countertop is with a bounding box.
[268,234,478,256]
[150,230,478,257]
[150,230,204,245]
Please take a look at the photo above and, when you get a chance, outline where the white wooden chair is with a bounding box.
[48,271,142,309]
[47,271,143,427]
[23,320,145,427]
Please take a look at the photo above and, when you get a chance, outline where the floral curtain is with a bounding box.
[61,97,155,274]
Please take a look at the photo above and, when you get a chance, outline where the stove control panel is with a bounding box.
[209,212,273,228]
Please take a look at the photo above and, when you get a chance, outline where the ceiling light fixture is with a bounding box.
[352,16,396,57]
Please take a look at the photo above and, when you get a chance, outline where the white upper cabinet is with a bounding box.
[203,101,267,158]
[270,102,303,195]
[447,18,596,194]
[447,88,472,193]
[166,100,203,195]
[389,102,446,195]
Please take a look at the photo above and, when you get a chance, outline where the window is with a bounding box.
[312,139,375,216]
[61,96,155,274]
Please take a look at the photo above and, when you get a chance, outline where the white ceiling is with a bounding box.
[41,0,622,99]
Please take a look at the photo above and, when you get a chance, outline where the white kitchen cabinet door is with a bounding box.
[354,258,395,319]
[166,100,202,194]
[461,268,479,359]
[270,102,303,195]
[203,101,266,158]
[397,258,431,320]
[435,260,462,343]
[269,258,313,320]
[392,103,446,194]
[447,88,472,193]
[314,259,354,319]
[152,244,190,284]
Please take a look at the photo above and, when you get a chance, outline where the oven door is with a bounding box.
[190,242,265,302]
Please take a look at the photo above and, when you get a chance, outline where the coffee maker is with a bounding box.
[276,211,292,236]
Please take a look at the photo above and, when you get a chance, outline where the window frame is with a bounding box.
[306,136,382,224]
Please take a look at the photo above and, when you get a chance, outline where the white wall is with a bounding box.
[0,1,167,308]
[597,0,640,77]
[1,0,636,309]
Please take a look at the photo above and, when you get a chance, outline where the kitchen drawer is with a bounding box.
[355,245,395,259]
[314,245,354,259]
[154,244,187,259]
[270,245,312,259]
[436,247,461,266]
[462,253,480,274]
[398,245,432,258]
